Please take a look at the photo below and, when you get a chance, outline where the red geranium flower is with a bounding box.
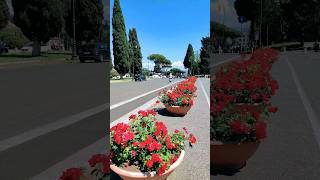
[255,121,267,139]
[230,120,249,134]
[146,160,154,169]
[60,168,83,180]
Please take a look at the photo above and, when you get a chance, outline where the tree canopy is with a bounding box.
[112,0,130,77]
[0,0,9,28]
[12,0,64,56]
[128,28,142,76]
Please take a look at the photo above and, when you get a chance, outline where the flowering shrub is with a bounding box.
[158,76,197,107]
[60,153,110,180]
[211,48,279,143]
[110,110,196,175]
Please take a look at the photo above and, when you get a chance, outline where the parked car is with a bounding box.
[78,42,108,63]
[0,41,9,54]
[135,74,146,81]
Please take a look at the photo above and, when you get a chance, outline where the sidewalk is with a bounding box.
[154,78,210,180]
[212,54,320,180]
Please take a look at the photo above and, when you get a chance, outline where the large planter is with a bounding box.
[110,150,185,180]
[210,141,260,171]
[164,104,191,116]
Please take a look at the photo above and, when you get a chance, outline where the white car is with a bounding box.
[152,74,161,78]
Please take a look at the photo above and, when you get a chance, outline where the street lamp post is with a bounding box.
[71,0,78,61]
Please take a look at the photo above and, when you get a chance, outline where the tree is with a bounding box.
[147,54,171,73]
[170,68,185,76]
[199,37,210,75]
[12,0,64,56]
[0,0,9,28]
[112,0,129,78]
[183,44,195,75]
[0,23,29,48]
[64,0,104,44]
[142,68,150,77]
[128,28,142,77]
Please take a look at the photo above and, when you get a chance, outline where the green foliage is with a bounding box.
[142,68,150,77]
[110,68,120,78]
[0,0,9,28]
[112,0,129,77]
[64,0,104,43]
[128,28,142,76]
[0,23,29,48]
[183,44,195,75]
[199,37,210,75]
[12,0,64,56]
[148,54,171,72]
[169,68,184,75]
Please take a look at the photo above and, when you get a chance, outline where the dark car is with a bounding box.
[0,41,9,54]
[134,74,146,81]
[78,43,108,63]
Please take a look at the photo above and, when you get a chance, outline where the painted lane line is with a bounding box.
[0,80,182,153]
[198,78,210,107]
[285,55,320,150]
[110,80,183,110]
[31,97,159,179]
[0,103,108,153]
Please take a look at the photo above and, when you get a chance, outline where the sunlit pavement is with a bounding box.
[211,51,320,179]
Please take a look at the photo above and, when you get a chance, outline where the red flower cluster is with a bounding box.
[60,168,83,180]
[111,123,134,145]
[211,48,279,143]
[110,110,197,175]
[88,154,110,174]
[159,77,197,107]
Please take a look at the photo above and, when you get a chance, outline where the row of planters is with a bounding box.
[210,48,280,172]
[60,77,199,180]
[158,76,197,116]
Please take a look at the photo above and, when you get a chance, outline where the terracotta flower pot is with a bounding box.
[164,104,192,116]
[210,141,260,171]
[110,150,185,180]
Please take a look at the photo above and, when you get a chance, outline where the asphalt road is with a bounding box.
[0,63,108,179]
[212,51,320,180]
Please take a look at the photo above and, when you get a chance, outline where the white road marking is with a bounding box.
[0,80,182,153]
[198,78,210,107]
[31,97,159,179]
[0,103,108,153]
[110,79,183,110]
[285,55,320,150]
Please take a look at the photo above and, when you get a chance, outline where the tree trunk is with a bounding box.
[32,39,41,57]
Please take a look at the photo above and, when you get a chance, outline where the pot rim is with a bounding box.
[164,104,191,108]
[110,150,185,177]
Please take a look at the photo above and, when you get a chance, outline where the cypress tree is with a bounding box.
[0,0,9,28]
[199,37,210,75]
[128,28,142,77]
[112,0,129,78]
[183,44,195,75]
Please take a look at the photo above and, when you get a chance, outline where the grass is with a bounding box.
[110,78,133,83]
[0,52,71,64]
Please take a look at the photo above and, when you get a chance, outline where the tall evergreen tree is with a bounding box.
[112,0,129,78]
[199,37,210,75]
[128,28,142,77]
[12,0,64,56]
[0,0,9,28]
[183,44,195,75]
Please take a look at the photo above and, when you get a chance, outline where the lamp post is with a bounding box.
[71,0,78,61]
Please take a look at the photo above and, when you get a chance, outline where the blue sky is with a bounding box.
[110,0,210,71]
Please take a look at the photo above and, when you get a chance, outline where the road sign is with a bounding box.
[238,16,246,24]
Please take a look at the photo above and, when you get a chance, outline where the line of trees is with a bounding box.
[234,0,320,45]
[112,0,142,79]
[6,0,104,56]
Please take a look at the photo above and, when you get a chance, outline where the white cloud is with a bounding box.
[172,61,186,70]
